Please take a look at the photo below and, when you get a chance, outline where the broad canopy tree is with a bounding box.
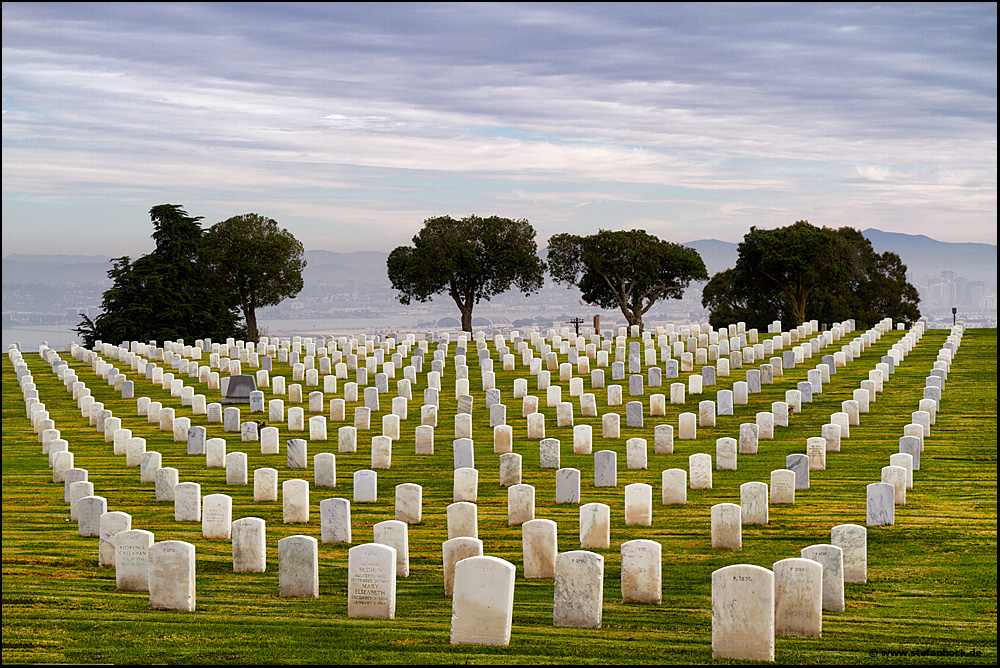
[702,220,920,331]
[387,215,545,332]
[201,213,306,342]
[76,205,245,347]
[547,229,708,330]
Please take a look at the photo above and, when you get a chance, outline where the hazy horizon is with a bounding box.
[2,225,996,265]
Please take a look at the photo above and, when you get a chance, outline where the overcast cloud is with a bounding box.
[2,2,995,257]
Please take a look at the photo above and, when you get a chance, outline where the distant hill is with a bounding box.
[680,239,739,276]
[302,250,392,287]
[3,229,995,290]
[680,231,996,289]
[862,229,997,287]
[2,254,113,287]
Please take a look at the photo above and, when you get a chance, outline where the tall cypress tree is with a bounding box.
[76,205,245,347]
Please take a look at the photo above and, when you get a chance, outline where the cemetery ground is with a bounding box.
[2,327,996,665]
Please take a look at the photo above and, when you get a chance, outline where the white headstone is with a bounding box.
[354,470,377,503]
[374,520,410,578]
[320,497,352,544]
[148,541,196,611]
[202,493,233,539]
[711,564,774,661]
[624,482,653,526]
[866,482,895,526]
[232,517,266,573]
[442,536,483,597]
[801,543,845,612]
[831,523,867,583]
[283,479,309,523]
[346,543,397,618]
[740,481,768,525]
[553,550,604,628]
[773,557,822,637]
[522,518,557,579]
[450,556,516,646]
[395,483,422,524]
[508,484,535,525]
[447,501,478,539]
[711,503,742,550]
[620,539,661,604]
[174,483,201,521]
[254,468,278,502]
[770,469,795,505]
[579,502,611,549]
[689,453,712,489]
[98,511,131,566]
[278,535,319,598]
[115,529,155,591]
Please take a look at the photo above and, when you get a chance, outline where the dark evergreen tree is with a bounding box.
[76,205,245,347]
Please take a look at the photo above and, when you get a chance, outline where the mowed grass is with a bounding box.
[2,326,996,664]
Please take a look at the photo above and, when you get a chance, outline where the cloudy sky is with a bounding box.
[3,3,996,259]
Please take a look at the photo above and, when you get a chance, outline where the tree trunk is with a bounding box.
[789,295,807,328]
[244,305,258,343]
[460,307,473,332]
[620,303,642,332]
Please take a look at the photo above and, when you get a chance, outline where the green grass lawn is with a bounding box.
[2,325,996,664]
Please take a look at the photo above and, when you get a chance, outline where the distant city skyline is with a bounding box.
[3,3,996,258]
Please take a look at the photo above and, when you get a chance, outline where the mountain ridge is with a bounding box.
[4,229,995,288]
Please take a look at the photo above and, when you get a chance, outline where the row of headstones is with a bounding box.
[29,347,188,498]
[51,318,883,545]
[33,342,858,590]
[25,320,908,564]
[31,346,364,502]
[57,319,865,484]
[140,316,843,393]
[134,312,878,449]
[865,322,960,526]
[728,319,942,531]
[711,525,860,660]
[770,321,926,524]
[17,336,876,648]
[146,316,856,392]
[15,345,90,492]
[12,345,404,617]
[13,320,900,656]
[715,323,961,661]
[42,440,803,637]
[88,316,858,420]
[98,518,872,655]
[97,321,766,375]
[615,319,935,556]
[563,319,918,507]
[48,316,906,530]
[19,346,345,522]
[59,457,802,547]
[75,315,870,458]
[28,333,848,554]
[11,345,143,593]
[42,458,874,656]
[97,320,764,361]
[34,312,908,527]
[13,326,828,516]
